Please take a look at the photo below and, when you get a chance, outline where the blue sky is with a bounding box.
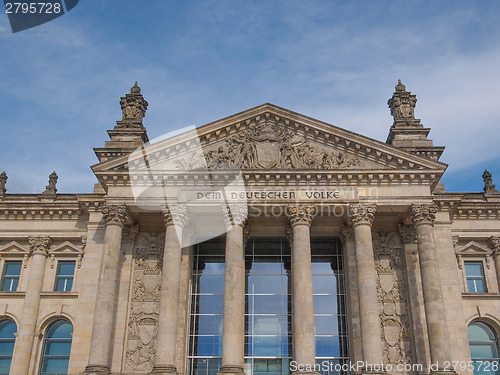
[1,1,499,193]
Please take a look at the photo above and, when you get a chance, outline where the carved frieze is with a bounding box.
[177,116,362,171]
[125,232,164,372]
[372,232,413,373]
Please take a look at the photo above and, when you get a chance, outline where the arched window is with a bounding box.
[468,321,499,375]
[39,320,73,375]
[0,320,16,375]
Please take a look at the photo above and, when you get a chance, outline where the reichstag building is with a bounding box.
[0,82,498,375]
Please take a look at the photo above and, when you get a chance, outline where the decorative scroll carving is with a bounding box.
[397,224,416,244]
[452,236,459,248]
[28,236,51,256]
[178,116,362,170]
[373,232,413,372]
[161,205,188,227]
[410,203,437,226]
[349,203,376,227]
[102,204,129,227]
[287,204,316,227]
[125,232,164,372]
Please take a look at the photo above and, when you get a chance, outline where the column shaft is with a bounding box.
[219,225,246,374]
[354,223,385,366]
[151,205,188,375]
[85,205,128,375]
[411,204,455,374]
[11,237,50,375]
[291,223,316,369]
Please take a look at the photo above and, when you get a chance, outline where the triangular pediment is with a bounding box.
[49,241,84,255]
[92,104,446,186]
[0,241,29,257]
[456,241,493,256]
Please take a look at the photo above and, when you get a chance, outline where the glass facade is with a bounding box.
[468,321,499,375]
[0,320,16,375]
[1,261,22,292]
[188,236,348,375]
[39,320,73,375]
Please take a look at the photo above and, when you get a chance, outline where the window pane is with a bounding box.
[40,357,70,372]
[55,278,73,292]
[314,315,340,335]
[465,262,483,277]
[0,358,13,372]
[253,315,288,335]
[251,261,283,274]
[0,320,17,338]
[253,295,286,314]
[57,262,75,276]
[44,340,72,356]
[194,336,222,356]
[48,321,73,338]
[194,315,223,335]
[316,336,341,357]
[197,295,224,314]
[469,322,497,342]
[198,275,225,294]
[313,275,337,294]
[3,262,21,276]
[311,263,334,275]
[253,275,286,294]
[314,295,338,314]
[0,341,15,356]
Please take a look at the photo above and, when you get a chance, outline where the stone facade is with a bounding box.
[0,82,498,375]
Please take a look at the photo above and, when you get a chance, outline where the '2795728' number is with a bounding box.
[5,2,62,14]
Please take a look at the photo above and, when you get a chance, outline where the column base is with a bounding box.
[82,365,111,375]
[150,365,178,375]
[217,364,245,375]
[291,371,320,375]
[430,371,458,375]
[361,371,387,375]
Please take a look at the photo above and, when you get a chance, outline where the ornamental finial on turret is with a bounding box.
[118,82,149,127]
[483,170,499,194]
[42,171,58,195]
[0,171,7,198]
[387,80,419,127]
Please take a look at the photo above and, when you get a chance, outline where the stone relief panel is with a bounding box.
[124,232,164,373]
[372,232,414,374]
[177,116,366,171]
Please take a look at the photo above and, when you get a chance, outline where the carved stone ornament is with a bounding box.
[452,236,459,248]
[410,203,438,226]
[28,236,51,256]
[178,114,362,171]
[222,204,248,228]
[161,205,188,227]
[125,232,164,372]
[483,170,499,194]
[349,203,376,227]
[340,224,354,242]
[397,224,417,244]
[372,231,413,369]
[490,236,500,254]
[42,171,58,195]
[387,80,419,127]
[119,82,149,126]
[102,204,130,227]
[286,224,293,247]
[287,204,316,227]
[0,171,7,197]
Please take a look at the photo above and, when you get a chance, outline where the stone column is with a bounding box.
[288,204,318,375]
[218,204,248,375]
[410,204,455,374]
[10,236,50,375]
[151,205,188,375]
[490,237,500,291]
[84,205,129,375]
[349,204,385,373]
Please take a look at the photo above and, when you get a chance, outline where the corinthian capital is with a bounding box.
[410,203,438,226]
[222,204,248,228]
[349,203,376,227]
[287,204,316,227]
[161,204,189,228]
[28,236,51,256]
[490,236,500,254]
[102,205,130,227]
